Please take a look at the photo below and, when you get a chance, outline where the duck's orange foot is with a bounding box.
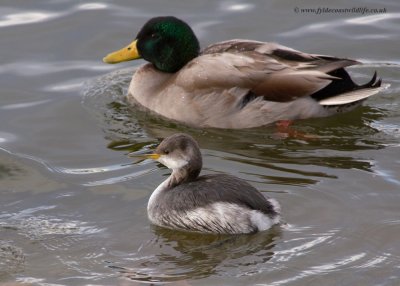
[274,120,318,140]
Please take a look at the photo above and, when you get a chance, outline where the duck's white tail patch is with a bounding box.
[319,84,389,106]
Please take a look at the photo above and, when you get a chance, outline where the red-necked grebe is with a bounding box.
[140,133,281,234]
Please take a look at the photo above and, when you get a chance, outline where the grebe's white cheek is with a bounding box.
[159,155,188,170]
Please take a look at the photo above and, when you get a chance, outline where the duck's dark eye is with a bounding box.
[164,149,169,155]
[151,33,157,38]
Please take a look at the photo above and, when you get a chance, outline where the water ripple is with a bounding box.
[355,255,389,268]
[281,12,400,39]
[107,227,281,283]
[374,167,400,186]
[346,13,400,25]
[0,11,57,27]
[0,3,111,29]
[0,61,112,76]
[0,240,25,275]
[0,207,104,241]
[267,253,366,286]
[310,253,366,272]
[83,167,157,187]
[55,163,133,175]
[76,3,108,11]
[274,233,334,262]
[1,99,52,110]
[219,1,255,12]
[0,131,17,143]
[0,142,155,188]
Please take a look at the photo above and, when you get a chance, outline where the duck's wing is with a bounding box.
[177,40,380,103]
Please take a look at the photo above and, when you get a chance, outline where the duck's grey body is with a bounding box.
[142,133,281,234]
[127,40,383,128]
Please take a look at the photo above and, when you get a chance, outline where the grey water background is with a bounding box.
[1,0,400,285]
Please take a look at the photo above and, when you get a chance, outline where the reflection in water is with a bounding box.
[82,69,390,187]
[0,241,25,277]
[0,163,22,180]
[108,226,281,283]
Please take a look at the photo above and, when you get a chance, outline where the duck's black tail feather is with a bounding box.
[311,68,382,105]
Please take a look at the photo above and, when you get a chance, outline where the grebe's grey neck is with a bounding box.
[167,168,190,189]
[153,133,202,189]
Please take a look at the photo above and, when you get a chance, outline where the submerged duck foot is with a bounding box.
[274,120,318,141]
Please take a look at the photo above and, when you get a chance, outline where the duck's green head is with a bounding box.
[103,16,200,73]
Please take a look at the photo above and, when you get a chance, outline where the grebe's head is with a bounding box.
[145,134,202,181]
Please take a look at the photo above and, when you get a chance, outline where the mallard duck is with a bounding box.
[103,16,383,129]
[135,133,280,234]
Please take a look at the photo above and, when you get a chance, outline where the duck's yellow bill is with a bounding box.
[103,39,141,64]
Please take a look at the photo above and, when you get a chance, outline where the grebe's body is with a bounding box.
[143,133,280,234]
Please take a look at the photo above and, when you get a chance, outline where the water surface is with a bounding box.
[1,0,400,285]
